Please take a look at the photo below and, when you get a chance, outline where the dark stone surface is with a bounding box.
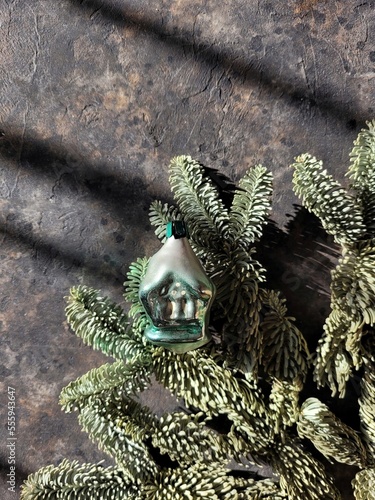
[1,1,374,498]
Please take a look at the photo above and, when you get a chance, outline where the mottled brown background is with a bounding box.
[1,1,374,499]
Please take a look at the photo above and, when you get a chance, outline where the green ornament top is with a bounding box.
[139,221,216,353]
[166,220,189,239]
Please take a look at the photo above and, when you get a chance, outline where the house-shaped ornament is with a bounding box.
[139,221,216,353]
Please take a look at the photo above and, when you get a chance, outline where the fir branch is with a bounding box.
[211,246,265,371]
[292,153,366,244]
[148,200,182,242]
[123,257,151,336]
[348,120,375,237]
[148,201,222,272]
[152,411,230,465]
[152,349,272,454]
[348,120,375,190]
[66,285,146,360]
[220,310,262,374]
[297,397,367,467]
[260,290,310,382]
[271,435,341,500]
[123,257,149,306]
[314,239,375,398]
[360,190,375,238]
[148,199,225,269]
[143,463,238,500]
[331,240,375,326]
[314,309,363,397]
[213,247,265,307]
[269,378,302,433]
[20,459,140,500]
[352,468,375,500]
[142,464,284,500]
[78,396,159,481]
[359,336,375,462]
[59,359,151,412]
[229,164,273,247]
[169,155,230,247]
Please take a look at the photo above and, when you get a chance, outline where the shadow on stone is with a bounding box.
[68,0,371,126]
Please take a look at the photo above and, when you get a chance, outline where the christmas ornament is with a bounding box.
[139,220,216,352]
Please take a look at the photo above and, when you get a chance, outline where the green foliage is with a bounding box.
[143,463,234,500]
[348,120,375,190]
[123,257,151,334]
[348,119,375,237]
[142,464,286,499]
[23,135,375,499]
[59,358,152,412]
[297,398,367,467]
[78,395,159,481]
[352,468,375,500]
[150,156,273,371]
[270,436,341,500]
[211,246,264,371]
[331,240,375,325]
[313,309,362,397]
[66,285,145,359]
[291,121,375,398]
[292,153,366,244]
[152,348,272,456]
[260,290,310,382]
[268,378,302,433]
[359,337,375,463]
[21,460,140,500]
[169,155,230,248]
[150,411,230,465]
[229,164,273,247]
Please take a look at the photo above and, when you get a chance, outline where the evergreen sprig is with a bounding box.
[21,460,140,500]
[66,285,145,359]
[331,240,375,325]
[271,436,341,500]
[297,397,367,467]
[151,411,230,465]
[352,468,375,500]
[313,309,361,397]
[291,122,375,397]
[143,463,288,499]
[123,257,151,334]
[210,246,265,372]
[269,378,302,433]
[59,359,151,412]
[359,337,375,462]
[260,290,310,382]
[229,164,273,247]
[348,120,375,189]
[152,348,272,455]
[348,119,375,237]
[148,200,182,242]
[78,395,158,481]
[148,157,273,372]
[292,153,366,244]
[169,155,230,247]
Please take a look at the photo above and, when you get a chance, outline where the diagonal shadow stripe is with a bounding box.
[0,131,168,284]
[0,218,126,285]
[0,131,163,229]
[68,0,371,125]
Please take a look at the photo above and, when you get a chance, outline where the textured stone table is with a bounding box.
[1,1,374,498]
